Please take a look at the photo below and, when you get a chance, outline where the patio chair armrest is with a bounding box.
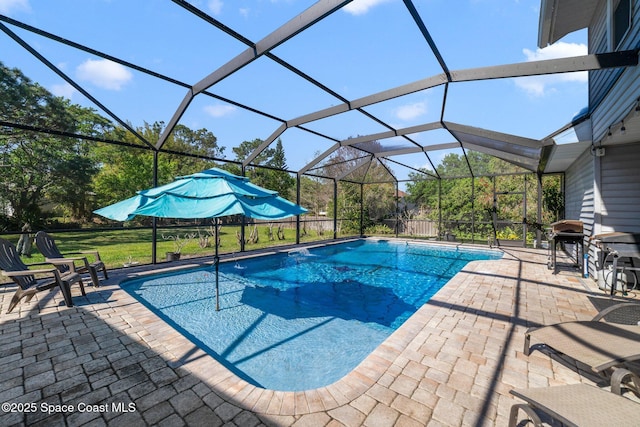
[523,325,544,356]
[81,250,102,261]
[47,256,86,262]
[508,403,542,427]
[2,268,59,277]
[68,250,102,261]
[24,261,56,268]
[592,302,640,324]
[611,367,640,396]
[45,257,83,272]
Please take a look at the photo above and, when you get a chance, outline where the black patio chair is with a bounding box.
[0,237,84,313]
[35,231,108,287]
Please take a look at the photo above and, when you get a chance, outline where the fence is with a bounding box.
[262,217,441,239]
[382,219,439,237]
[383,218,526,246]
[253,216,333,231]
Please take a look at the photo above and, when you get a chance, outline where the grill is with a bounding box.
[547,220,585,273]
[550,219,584,234]
[591,232,640,295]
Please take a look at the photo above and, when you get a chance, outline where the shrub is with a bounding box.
[365,224,393,235]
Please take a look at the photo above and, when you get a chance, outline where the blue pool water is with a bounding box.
[122,240,501,391]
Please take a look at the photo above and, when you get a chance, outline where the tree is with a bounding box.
[406,152,499,220]
[91,140,156,209]
[231,138,295,199]
[168,123,224,164]
[542,175,564,222]
[319,144,396,233]
[299,175,331,215]
[92,121,224,210]
[0,62,108,226]
[232,138,273,165]
[263,139,295,199]
[406,151,562,241]
[47,103,113,221]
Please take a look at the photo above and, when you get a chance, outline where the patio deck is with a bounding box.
[1,244,636,426]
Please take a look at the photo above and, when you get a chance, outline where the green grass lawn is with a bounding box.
[6,225,341,270]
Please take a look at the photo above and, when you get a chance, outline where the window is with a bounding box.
[613,0,631,48]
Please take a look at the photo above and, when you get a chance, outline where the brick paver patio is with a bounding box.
[1,241,635,426]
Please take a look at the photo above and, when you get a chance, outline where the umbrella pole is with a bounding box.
[215,218,220,311]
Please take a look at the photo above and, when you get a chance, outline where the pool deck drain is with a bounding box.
[1,244,634,426]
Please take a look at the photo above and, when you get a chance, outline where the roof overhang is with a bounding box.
[538,0,600,47]
[539,111,592,173]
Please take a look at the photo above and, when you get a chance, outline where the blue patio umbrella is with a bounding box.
[94,167,307,310]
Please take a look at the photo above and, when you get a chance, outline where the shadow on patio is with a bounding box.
[0,283,271,426]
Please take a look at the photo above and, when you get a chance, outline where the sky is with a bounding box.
[0,0,588,187]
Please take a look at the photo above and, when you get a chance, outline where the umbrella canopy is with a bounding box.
[94,167,307,311]
[94,167,307,221]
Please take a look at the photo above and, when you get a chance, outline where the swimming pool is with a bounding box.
[121,239,501,391]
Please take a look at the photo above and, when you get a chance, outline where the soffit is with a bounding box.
[539,0,600,47]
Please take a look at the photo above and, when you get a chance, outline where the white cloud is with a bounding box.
[56,61,69,72]
[239,7,250,18]
[395,102,427,121]
[343,0,393,16]
[516,42,588,96]
[208,0,223,15]
[0,0,30,14]
[50,82,77,99]
[204,104,237,117]
[522,41,587,61]
[76,59,132,90]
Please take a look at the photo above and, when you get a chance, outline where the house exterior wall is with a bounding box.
[584,0,640,235]
[589,0,640,141]
[599,142,640,233]
[563,148,594,276]
[549,0,640,282]
[565,149,595,231]
[577,142,640,283]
